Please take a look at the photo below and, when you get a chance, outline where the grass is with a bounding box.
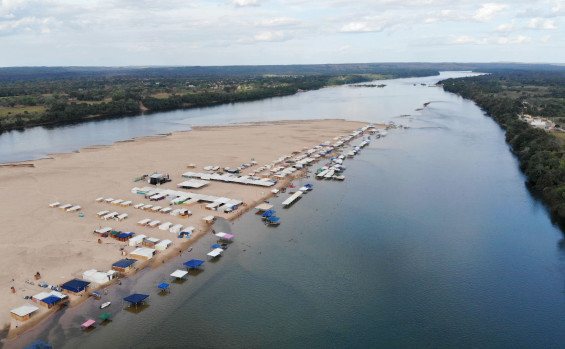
[0,105,45,117]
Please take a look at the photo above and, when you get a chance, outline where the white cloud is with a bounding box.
[473,3,508,22]
[231,0,261,7]
[257,17,301,27]
[451,34,533,45]
[340,21,384,33]
[497,20,515,32]
[528,17,556,30]
[252,31,291,42]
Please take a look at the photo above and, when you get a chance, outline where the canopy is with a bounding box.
[123,293,149,304]
[81,319,96,328]
[99,313,111,321]
[24,340,53,349]
[112,259,136,269]
[255,203,273,211]
[211,244,221,249]
[266,216,280,223]
[216,233,234,240]
[184,259,205,268]
[158,283,170,289]
[41,296,61,305]
[262,210,275,217]
[61,279,90,293]
[170,270,188,278]
[207,248,224,257]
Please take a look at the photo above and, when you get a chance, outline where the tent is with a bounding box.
[61,279,90,295]
[123,293,149,305]
[158,283,170,291]
[215,232,234,241]
[261,210,275,217]
[81,319,96,329]
[99,313,111,321]
[266,216,280,224]
[207,248,224,258]
[24,340,53,349]
[171,270,188,279]
[183,259,205,269]
[112,259,135,272]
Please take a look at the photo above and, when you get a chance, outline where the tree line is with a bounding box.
[441,70,565,219]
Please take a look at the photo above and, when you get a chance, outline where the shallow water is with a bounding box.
[9,72,565,348]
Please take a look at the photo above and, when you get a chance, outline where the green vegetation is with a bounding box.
[441,69,565,219]
[0,64,438,132]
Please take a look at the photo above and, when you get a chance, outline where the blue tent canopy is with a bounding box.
[116,232,135,239]
[304,184,313,188]
[183,259,205,268]
[266,216,280,222]
[112,259,136,269]
[41,296,61,305]
[211,244,221,249]
[262,210,275,217]
[24,340,53,349]
[123,293,149,304]
[157,283,170,289]
[61,279,90,293]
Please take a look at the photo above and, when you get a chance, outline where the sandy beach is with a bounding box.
[0,119,376,338]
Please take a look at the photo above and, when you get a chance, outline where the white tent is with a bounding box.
[170,269,188,279]
[155,239,172,250]
[129,234,147,246]
[207,248,223,258]
[130,247,156,260]
[159,222,173,231]
[170,224,183,234]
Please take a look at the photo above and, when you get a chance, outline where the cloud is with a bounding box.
[473,3,508,22]
[451,34,532,45]
[257,17,301,27]
[496,20,515,33]
[252,31,291,42]
[527,17,556,30]
[340,21,384,33]
[231,0,261,7]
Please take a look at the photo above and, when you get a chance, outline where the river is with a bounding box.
[6,71,565,348]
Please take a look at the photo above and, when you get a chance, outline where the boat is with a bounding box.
[100,301,111,309]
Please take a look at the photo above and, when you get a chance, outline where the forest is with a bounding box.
[441,69,565,219]
[0,64,439,131]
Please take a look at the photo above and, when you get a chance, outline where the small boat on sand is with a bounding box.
[100,301,111,309]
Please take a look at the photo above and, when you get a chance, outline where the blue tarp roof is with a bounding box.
[41,296,61,305]
[266,216,280,222]
[24,340,53,349]
[262,210,275,217]
[112,259,136,268]
[123,293,149,304]
[211,244,221,248]
[305,184,313,188]
[157,283,170,289]
[116,232,135,239]
[184,259,205,268]
[61,279,90,293]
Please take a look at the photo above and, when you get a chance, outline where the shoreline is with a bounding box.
[0,118,377,344]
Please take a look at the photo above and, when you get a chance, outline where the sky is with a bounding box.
[0,0,564,67]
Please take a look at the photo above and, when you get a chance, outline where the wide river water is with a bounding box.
[6,72,565,348]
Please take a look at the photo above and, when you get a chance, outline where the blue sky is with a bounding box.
[0,0,563,66]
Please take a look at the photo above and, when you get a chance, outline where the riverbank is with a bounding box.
[0,118,376,341]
